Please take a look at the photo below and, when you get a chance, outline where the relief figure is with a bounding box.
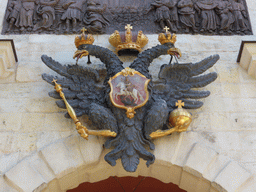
[177,0,197,33]
[216,0,234,34]
[2,0,253,35]
[6,0,22,32]
[169,0,179,32]
[15,0,38,32]
[231,0,249,34]
[53,0,66,31]
[83,0,110,34]
[33,0,59,31]
[195,0,219,33]
[61,0,86,33]
[151,0,177,32]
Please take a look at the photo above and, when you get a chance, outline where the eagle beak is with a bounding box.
[167,48,182,58]
[73,50,89,60]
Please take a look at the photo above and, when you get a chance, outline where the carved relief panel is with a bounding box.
[2,0,253,35]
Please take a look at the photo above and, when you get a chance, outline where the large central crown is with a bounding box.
[109,24,148,56]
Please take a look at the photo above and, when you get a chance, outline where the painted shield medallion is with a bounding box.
[108,67,150,118]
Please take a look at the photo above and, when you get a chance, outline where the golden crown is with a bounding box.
[74,28,95,48]
[109,24,148,54]
[158,26,177,45]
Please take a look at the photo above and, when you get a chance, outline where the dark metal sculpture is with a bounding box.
[41,30,219,172]
[2,0,252,35]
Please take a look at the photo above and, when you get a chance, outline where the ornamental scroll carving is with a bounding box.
[2,0,252,35]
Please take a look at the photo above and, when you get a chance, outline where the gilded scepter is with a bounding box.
[52,79,89,139]
[52,79,117,140]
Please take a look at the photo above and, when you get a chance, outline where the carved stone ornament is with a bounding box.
[41,29,219,172]
[2,0,252,35]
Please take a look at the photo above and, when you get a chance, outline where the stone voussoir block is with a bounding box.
[0,176,18,192]
[153,132,181,165]
[209,186,222,192]
[150,164,182,185]
[179,171,211,192]
[0,152,19,175]
[183,143,218,178]
[213,161,252,192]
[86,163,117,183]
[237,176,256,192]
[78,135,103,166]
[40,136,85,179]
[203,154,231,183]
[4,158,48,192]
[26,153,55,184]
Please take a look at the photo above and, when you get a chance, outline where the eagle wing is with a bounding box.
[41,54,118,132]
[144,54,219,137]
[153,54,219,110]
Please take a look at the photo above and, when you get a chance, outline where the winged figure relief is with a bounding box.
[42,35,219,172]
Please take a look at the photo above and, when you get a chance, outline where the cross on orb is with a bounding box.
[125,24,133,33]
[81,27,87,34]
[164,26,170,33]
[176,100,184,108]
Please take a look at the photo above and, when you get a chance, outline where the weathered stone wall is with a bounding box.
[1,0,256,191]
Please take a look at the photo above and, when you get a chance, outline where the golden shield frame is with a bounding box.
[108,67,150,119]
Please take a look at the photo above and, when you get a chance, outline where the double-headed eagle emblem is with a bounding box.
[42,26,219,172]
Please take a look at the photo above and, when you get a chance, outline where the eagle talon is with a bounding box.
[78,129,89,140]
[87,130,117,137]
[149,125,189,139]
[149,127,177,139]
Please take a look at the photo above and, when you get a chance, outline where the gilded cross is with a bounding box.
[164,26,170,33]
[52,78,62,93]
[52,79,57,84]
[81,27,87,34]
[176,100,184,108]
[125,24,133,33]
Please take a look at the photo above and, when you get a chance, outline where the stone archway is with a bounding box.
[1,133,255,192]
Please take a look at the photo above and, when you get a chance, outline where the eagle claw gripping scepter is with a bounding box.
[52,79,117,140]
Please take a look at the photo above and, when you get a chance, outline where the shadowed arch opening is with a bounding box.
[68,176,186,192]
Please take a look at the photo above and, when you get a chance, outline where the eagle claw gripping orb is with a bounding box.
[42,26,219,172]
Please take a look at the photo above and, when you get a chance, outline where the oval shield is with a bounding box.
[108,67,150,118]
